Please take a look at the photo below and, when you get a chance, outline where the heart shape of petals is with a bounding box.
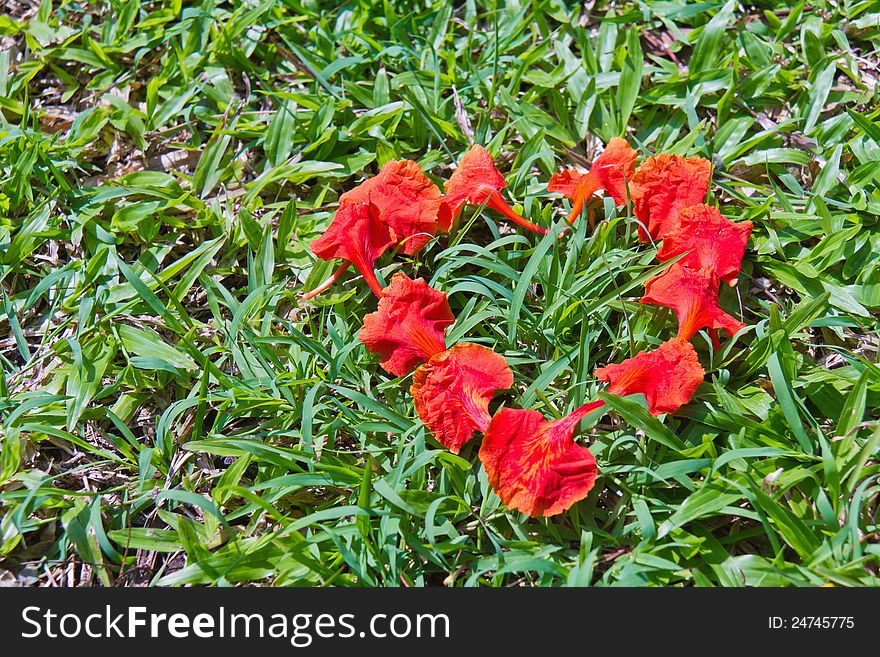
[656,204,753,287]
[340,159,445,254]
[359,273,455,377]
[594,337,705,415]
[630,154,711,242]
[479,401,603,517]
[310,201,393,297]
[641,262,746,342]
[411,343,513,454]
[443,145,549,235]
[548,137,637,223]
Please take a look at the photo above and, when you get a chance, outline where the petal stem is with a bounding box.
[485,189,550,235]
[361,264,386,298]
[570,399,606,424]
[302,262,351,301]
[552,399,607,437]
[565,172,601,225]
[565,196,585,225]
[470,406,493,433]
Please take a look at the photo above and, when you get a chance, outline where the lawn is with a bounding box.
[0,0,878,587]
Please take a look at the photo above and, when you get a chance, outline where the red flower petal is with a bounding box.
[444,145,549,235]
[547,168,582,197]
[310,201,393,297]
[563,172,602,224]
[549,138,637,223]
[436,199,454,233]
[411,343,513,454]
[641,263,746,342]
[444,145,505,217]
[656,204,753,287]
[594,337,704,415]
[630,154,711,242]
[340,160,444,255]
[479,401,603,517]
[589,137,638,206]
[359,273,455,377]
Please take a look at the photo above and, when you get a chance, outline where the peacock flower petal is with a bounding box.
[359,273,455,376]
[411,343,513,454]
[594,337,705,415]
[630,154,711,242]
[340,159,444,255]
[656,204,753,287]
[641,263,746,342]
[443,145,549,235]
[479,401,603,517]
[310,201,394,297]
[548,138,637,224]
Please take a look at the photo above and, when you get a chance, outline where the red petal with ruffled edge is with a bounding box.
[358,273,454,376]
[411,343,513,454]
[310,201,393,297]
[444,145,549,235]
[630,154,711,242]
[340,159,444,255]
[479,401,603,517]
[546,168,582,197]
[589,137,638,206]
[443,145,506,218]
[549,138,637,224]
[562,172,601,224]
[656,204,753,287]
[641,263,746,342]
[594,337,705,415]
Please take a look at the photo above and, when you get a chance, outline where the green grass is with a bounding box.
[0,0,878,587]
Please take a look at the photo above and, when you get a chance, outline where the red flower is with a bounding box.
[641,262,746,342]
[305,161,444,300]
[656,204,753,287]
[309,201,393,297]
[443,145,549,235]
[548,137,637,224]
[411,343,513,453]
[477,337,707,516]
[630,154,711,242]
[340,159,446,254]
[479,401,603,517]
[358,273,455,376]
[594,337,704,415]
[545,168,582,197]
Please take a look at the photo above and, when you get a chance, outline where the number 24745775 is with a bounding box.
[768,617,854,630]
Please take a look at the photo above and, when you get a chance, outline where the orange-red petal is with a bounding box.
[630,154,711,242]
[641,263,746,342]
[656,204,753,287]
[479,401,603,517]
[548,138,636,202]
[411,343,513,454]
[310,201,393,297]
[340,160,444,255]
[594,337,704,415]
[563,172,602,224]
[549,138,637,224]
[589,137,638,206]
[358,273,454,377]
[443,145,507,219]
[547,168,583,197]
[444,145,548,235]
